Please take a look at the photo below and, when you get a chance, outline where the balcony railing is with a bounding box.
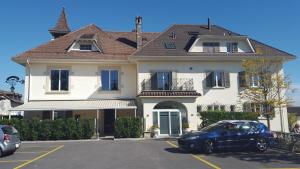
[141,78,194,91]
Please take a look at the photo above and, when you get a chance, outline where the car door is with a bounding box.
[215,123,239,150]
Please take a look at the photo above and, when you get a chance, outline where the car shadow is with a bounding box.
[164,147,191,154]
[207,149,300,165]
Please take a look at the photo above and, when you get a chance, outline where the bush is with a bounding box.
[0,118,95,141]
[114,117,143,138]
[199,111,259,128]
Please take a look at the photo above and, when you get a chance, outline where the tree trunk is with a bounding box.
[266,114,270,129]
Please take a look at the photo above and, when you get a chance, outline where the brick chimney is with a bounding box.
[135,16,142,49]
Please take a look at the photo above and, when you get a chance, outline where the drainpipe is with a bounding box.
[26,58,31,102]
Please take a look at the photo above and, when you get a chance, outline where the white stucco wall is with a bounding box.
[137,61,289,132]
[140,97,198,132]
[26,63,137,101]
[137,61,241,105]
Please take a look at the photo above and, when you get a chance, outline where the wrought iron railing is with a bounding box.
[272,132,300,152]
[141,78,194,91]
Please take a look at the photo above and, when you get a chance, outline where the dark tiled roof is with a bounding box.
[13,25,159,63]
[49,8,71,34]
[132,25,296,59]
[0,90,23,104]
[138,91,201,97]
[287,107,300,116]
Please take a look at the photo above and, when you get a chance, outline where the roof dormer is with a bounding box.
[68,33,102,52]
[188,35,255,53]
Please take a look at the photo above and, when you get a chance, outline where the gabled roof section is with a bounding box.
[13,24,159,63]
[132,24,296,60]
[49,8,71,36]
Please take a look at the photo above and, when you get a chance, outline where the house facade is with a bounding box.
[12,9,295,137]
[0,90,23,119]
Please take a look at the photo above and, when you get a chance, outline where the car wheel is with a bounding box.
[0,148,2,157]
[256,138,267,152]
[203,140,214,154]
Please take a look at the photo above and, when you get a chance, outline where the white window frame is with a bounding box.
[153,109,182,136]
[213,71,224,88]
[49,69,70,92]
[250,75,260,88]
[226,42,238,53]
[100,69,119,91]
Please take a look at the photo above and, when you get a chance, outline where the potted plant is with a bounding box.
[150,124,160,138]
[182,123,190,134]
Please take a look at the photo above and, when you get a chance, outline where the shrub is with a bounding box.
[199,111,259,128]
[0,118,95,141]
[114,117,143,138]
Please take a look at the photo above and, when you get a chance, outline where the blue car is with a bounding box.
[178,120,274,154]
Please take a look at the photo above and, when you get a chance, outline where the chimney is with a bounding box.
[135,16,142,49]
[207,18,211,31]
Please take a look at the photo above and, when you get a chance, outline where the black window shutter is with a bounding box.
[238,71,247,87]
[150,72,158,90]
[206,71,214,88]
[224,72,230,88]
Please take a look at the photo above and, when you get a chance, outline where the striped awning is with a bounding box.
[10,99,136,111]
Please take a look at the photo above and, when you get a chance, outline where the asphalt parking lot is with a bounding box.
[0,139,299,169]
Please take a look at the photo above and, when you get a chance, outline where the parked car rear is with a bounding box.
[178,120,274,154]
[0,125,21,157]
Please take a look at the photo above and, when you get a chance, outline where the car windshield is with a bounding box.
[2,126,18,135]
[201,123,224,132]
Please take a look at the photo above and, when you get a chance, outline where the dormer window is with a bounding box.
[80,44,92,51]
[227,42,238,53]
[203,42,220,53]
[68,33,102,52]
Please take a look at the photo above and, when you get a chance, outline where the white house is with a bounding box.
[0,90,23,119]
[12,9,295,136]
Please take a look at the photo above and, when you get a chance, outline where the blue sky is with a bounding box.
[0,0,299,105]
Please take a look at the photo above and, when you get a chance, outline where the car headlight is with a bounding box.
[185,135,200,140]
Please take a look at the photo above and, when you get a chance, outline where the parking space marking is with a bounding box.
[0,160,29,163]
[14,145,64,169]
[165,141,221,169]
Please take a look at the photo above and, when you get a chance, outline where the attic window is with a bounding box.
[164,42,176,49]
[80,44,92,51]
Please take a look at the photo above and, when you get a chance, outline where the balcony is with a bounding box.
[139,78,201,97]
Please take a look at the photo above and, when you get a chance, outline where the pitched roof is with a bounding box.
[12,24,295,64]
[49,8,71,35]
[0,90,23,104]
[13,24,159,63]
[132,24,296,59]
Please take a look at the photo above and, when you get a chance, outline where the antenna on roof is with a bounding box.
[207,18,212,31]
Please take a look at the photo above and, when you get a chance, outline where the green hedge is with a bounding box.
[114,117,143,138]
[199,111,259,128]
[0,118,95,141]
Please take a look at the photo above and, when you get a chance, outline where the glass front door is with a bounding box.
[159,112,170,134]
[170,112,180,135]
[155,109,182,136]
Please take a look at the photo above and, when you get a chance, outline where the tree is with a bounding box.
[240,58,292,131]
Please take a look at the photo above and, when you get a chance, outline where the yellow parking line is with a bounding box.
[166,141,178,148]
[0,160,29,163]
[14,145,64,169]
[165,141,221,169]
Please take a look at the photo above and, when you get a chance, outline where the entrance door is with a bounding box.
[104,109,115,135]
[170,111,180,135]
[159,112,170,134]
[156,109,182,136]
